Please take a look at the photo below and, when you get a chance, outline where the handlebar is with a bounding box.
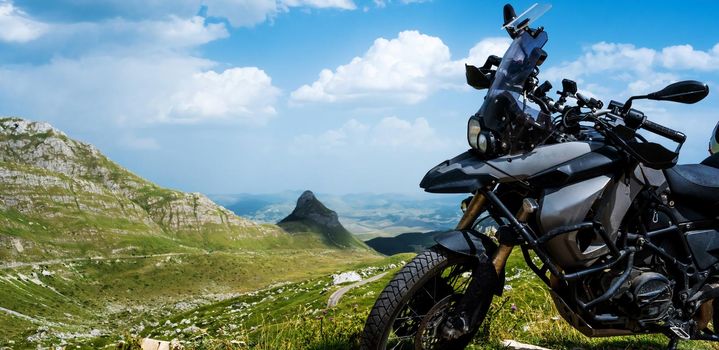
[640,119,686,144]
[588,109,686,144]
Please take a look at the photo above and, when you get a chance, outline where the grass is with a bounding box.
[0,246,382,349]
[78,250,719,350]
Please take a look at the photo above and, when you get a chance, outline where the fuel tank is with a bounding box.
[420,141,603,193]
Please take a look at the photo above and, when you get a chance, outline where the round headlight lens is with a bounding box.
[478,133,488,153]
[467,118,481,149]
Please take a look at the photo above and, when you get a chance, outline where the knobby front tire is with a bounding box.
[360,245,491,350]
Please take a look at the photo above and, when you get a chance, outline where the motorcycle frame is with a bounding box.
[456,183,719,341]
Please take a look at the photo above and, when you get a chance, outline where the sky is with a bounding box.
[0,0,717,195]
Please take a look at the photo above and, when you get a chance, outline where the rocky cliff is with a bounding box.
[0,118,280,261]
[278,190,369,250]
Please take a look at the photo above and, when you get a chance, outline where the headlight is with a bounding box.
[477,133,488,152]
[467,118,481,149]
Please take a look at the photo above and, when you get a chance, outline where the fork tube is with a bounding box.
[455,193,487,230]
[492,198,538,275]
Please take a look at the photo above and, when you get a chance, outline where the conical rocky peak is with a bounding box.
[280,190,341,229]
[277,190,369,250]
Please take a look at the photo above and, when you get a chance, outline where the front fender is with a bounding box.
[434,229,497,263]
[434,229,504,295]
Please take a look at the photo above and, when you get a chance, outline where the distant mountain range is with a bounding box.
[211,191,466,239]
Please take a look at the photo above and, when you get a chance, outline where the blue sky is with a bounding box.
[0,1,717,194]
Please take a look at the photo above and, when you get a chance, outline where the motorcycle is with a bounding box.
[361,3,716,350]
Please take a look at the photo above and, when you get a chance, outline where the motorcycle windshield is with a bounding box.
[479,30,548,132]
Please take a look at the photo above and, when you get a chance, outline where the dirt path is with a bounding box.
[327,271,389,308]
[0,252,187,270]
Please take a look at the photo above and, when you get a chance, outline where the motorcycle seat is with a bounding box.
[664,160,719,211]
[701,152,719,169]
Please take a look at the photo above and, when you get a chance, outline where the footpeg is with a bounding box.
[670,325,690,340]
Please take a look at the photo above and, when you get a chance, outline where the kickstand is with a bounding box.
[667,337,679,350]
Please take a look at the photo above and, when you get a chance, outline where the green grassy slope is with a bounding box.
[0,246,382,348]
[99,250,719,350]
[0,118,288,262]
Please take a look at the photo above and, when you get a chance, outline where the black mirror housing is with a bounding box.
[648,80,709,104]
[465,64,492,90]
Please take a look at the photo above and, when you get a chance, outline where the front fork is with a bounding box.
[456,193,538,275]
[443,193,537,339]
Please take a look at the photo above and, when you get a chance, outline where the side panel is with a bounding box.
[540,166,645,269]
[686,229,719,270]
[421,141,601,193]
[539,176,612,268]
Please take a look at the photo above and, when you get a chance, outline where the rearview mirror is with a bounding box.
[647,80,709,104]
[465,64,492,90]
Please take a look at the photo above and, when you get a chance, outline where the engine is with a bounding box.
[626,272,674,322]
[578,269,675,330]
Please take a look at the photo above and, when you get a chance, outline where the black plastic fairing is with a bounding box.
[421,142,602,194]
[433,229,497,263]
[527,146,622,187]
[420,151,497,193]
[685,230,719,270]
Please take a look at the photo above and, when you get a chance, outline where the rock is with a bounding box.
[141,338,179,350]
[11,238,23,253]
[332,271,362,285]
[502,340,554,350]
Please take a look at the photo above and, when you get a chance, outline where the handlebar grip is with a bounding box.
[641,119,686,144]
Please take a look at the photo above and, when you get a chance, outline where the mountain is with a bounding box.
[278,190,369,250]
[0,118,293,262]
[210,192,466,238]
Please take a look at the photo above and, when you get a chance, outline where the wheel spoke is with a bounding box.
[385,254,479,350]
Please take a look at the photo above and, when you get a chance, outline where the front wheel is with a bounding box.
[361,246,494,350]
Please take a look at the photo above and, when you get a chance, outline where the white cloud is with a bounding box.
[0,54,281,126]
[204,0,356,27]
[0,13,278,127]
[292,116,446,154]
[463,37,512,66]
[543,42,656,83]
[371,116,443,149]
[134,16,229,48]
[11,0,357,29]
[290,31,509,104]
[0,0,46,42]
[164,67,281,124]
[0,3,286,127]
[281,0,356,10]
[660,43,719,71]
[42,16,229,55]
[544,41,719,85]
